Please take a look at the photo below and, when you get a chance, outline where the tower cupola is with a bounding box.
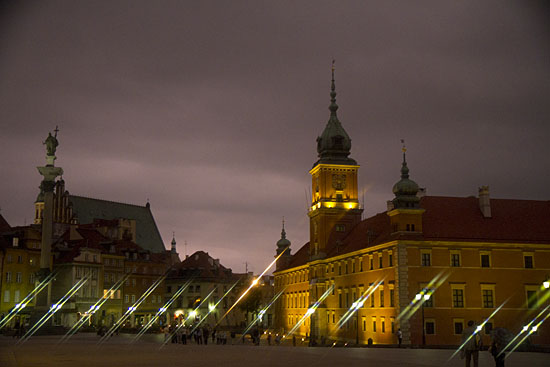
[392,143,420,209]
[171,232,177,254]
[314,61,356,167]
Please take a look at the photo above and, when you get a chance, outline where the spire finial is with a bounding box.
[400,139,409,179]
[281,217,286,239]
[329,60,338,116]
[54,125,59,138]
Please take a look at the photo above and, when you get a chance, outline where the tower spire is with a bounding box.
[171,232,177,253]
[400,139,409,179]
[281,216,286,239]
[329,60,338,116]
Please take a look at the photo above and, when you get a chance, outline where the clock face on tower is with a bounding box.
[332,174,346,190]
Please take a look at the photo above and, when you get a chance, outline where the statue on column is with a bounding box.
[44,126,59,157]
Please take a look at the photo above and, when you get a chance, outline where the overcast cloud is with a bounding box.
[1,0,549,273]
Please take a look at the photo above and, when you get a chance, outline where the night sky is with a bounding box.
[1,1,549,274]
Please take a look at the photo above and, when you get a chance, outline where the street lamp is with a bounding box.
[416,292,431,346]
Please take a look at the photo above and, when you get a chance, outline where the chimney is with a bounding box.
[478,186,491,218]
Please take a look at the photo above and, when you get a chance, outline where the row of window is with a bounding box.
[420,250,536,269]
[277,251,395,286]
[75,267,98,279]
[3,289,22,303]
[425,319,496,336]
[104,258,123,267]
[4,254,36,264]
[4,271,35,284]
[124,294,163,304]
[336,288,396,309]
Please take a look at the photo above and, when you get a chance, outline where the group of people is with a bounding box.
[461,320,507,367]
[164,324,233,345]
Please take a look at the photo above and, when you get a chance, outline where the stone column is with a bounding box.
[34,147,63,318]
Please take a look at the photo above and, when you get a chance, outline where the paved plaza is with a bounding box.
[0,333,549,367]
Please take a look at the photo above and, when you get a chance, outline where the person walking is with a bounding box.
[397,328,403,347]
[461,320,481,367]
[203,327,209,345]
[292,335,296,347]
[489,328,507,367]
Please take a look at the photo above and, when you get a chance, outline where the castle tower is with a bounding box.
[171,233,177,254]
[387,142,424,234]
[308,63,363,260]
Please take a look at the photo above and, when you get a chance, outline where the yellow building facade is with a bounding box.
[273,73,550,347]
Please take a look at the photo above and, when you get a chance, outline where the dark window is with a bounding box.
[524,256,533,269]
[406,224,410,231]
[389,254,393,267]
[390,289,395,307]
[363,319,366,331]
[336,194,343,202]
[380,290,384,307]
[425,321,435,335]
[527,290,537,309]
[360,261,363,272]
[370,294,375,307]
[167,286,172,293]
[485,322,493,335]
[411,224,415,231]
[481,254,490,267]
[382,320,385,333]
[482,290,494,308]
[391,320,395,333]
[370,258,373,270]
[346,293,349,308]
[339,265,342,275]
[339,294,343,308]
[454,322,463,335]
[451,254,461,267]
[453,289,464,308]
[421,253,431,266]
[372,321,376,332]
[379,256,383,268]
[345,263,348,274]
[352,262,355,273]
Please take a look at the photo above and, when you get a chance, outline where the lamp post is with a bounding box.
[415,292,431,346]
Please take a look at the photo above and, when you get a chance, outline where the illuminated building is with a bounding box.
[0,217,41,326]
[165,251,245,327]
[273,70,550,347]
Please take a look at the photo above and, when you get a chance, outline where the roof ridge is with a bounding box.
[70,194,148,208]
[423,195,549,203]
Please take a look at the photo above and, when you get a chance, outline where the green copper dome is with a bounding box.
[392,150,420,209]
[314,65,356,167]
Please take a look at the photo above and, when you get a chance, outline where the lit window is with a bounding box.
[3,290,10,302]
[452,289,464,308]
[131,294,136,303]
[482,289,494,308]
[451,253,461,267]
[5,272,12,283]
[15,272,22,283]
[421,252,431,266]
[125,294,129,303]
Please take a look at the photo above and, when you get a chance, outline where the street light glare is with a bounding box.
[543,281,550,289]
[423,294,431,301]
[415,294,422,301]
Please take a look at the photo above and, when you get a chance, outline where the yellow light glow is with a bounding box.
[348,204,353,209]
[174,309,184,317]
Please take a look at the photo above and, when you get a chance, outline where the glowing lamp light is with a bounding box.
[14,304,21,309]
[208,304,216,312]
[357,300,365,308]
[302,338,305,342]
[190,310,197,318]
[476,325,482,333]
[543,281,550,289]
[159,307,167,312]
[423,294,431,301]
[351,302,358,309]
[532,326,538,332]
[306,308,315,316]
[415,294,422,301]
[522,326,529,332]
[252,279,259,286]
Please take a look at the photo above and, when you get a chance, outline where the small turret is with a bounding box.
[171,232,177,253]
[275,218,292,271]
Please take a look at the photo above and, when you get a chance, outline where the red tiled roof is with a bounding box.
[174,251,234,279]
[279,195,550,271]
[421,196,550,243]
